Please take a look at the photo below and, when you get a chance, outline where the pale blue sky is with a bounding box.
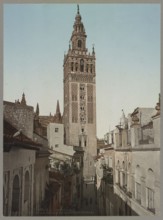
[4,4,160,138]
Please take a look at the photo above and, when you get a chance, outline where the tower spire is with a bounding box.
[70,5,86,51]
[56,100,60,114]
[36,103,39,116]
[54,100,62,123]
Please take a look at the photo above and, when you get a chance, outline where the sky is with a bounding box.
[3,3,160,138]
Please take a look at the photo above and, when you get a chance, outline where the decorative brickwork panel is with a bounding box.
[72,102,78,123]
[87,84,93,102]
[87,102,93,123]
[80,84,86,124]
[71,83,78,101]
[71,74,94,83]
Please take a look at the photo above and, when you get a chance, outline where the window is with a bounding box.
[116,160,120,185]
[80,95,84,100]
[55,128,59,132]
[147,188,155,213]
[111,133,114,144]
[11,175,20,215]
[71,62,74,71]
[90,64,93,73]
[75,63,78,71]
[118,170,120,185]
[122,173,126,188]
[78,40,82,48]
[122,161,125,170]
[80,59,84,72]
[136,182,141,203]
[80,84,85,91]
[80,106,84,111]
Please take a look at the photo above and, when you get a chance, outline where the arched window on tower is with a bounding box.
[80,59,84,72]
[90,64,93,73]
[71,62,74,72]
[75,63,78,71]
[78,40,82,48]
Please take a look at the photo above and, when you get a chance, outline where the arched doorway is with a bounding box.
[11,175,20,216]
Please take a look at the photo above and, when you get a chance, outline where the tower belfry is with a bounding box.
[63,5,97,210]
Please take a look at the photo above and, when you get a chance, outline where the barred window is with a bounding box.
[147,188,155,213]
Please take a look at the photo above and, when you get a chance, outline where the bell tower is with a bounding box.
[63,5,97,210]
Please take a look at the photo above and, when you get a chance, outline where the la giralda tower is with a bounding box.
[63,5,97,209]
